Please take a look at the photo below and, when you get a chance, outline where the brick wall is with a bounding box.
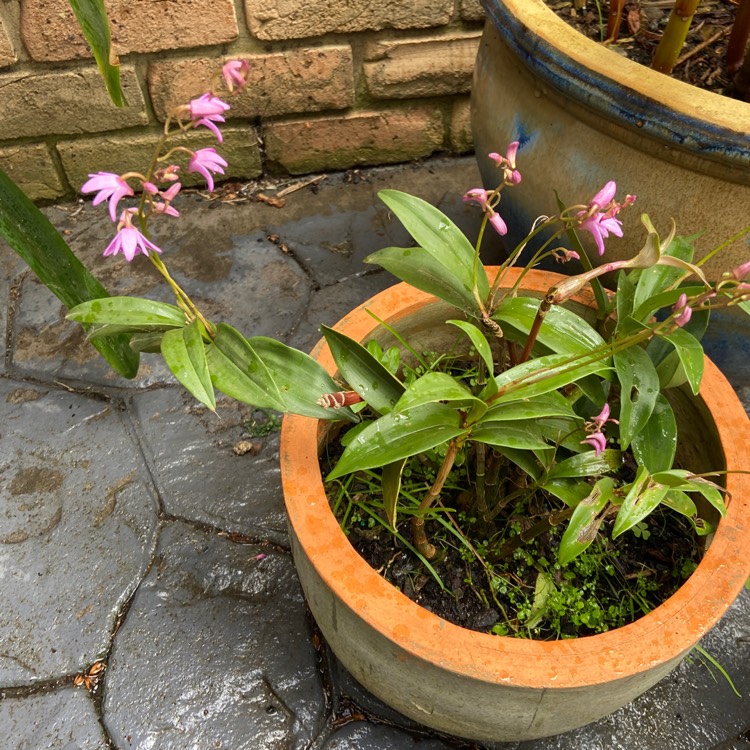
[0,0,484,201]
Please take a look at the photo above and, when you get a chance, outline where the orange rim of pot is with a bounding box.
[280,267,750,689]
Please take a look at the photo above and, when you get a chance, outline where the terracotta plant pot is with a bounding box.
[279,267,750,742]
[470,0,750,279]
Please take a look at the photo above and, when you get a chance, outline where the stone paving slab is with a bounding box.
[129,388,289,545]
[103,521,325,750]
[0,378,158,686]
[0,688,108,749]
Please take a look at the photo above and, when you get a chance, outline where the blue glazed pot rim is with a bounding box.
[481,0,750,169]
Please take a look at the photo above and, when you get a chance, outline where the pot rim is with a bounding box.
[480,0,750,166]
[280,267,750,689]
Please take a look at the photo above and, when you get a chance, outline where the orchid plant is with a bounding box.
[2,54,750,633]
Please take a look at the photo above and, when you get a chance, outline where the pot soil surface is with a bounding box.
[324,441,703,641]
[545,0,742,98]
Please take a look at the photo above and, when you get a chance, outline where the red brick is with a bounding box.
[364,33,482,99]
[0,66,147,139]
[149,47,354,121]
[0,16,16,68]
[265,106,446,174]
[20,0,237,62]
[0,144,65,201]
[245,0,452,40]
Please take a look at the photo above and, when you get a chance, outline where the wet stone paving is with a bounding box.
[1,158,749,750]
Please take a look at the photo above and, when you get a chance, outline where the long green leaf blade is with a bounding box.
[493,297,606,356]
[68,0,125,106]
[206,323,286,412]
[394,372,485,418]
[548,449,623,479]
[378,189,488,304]
[365,245,478,312]
[161,321,215,410]
[67,296,187,327]
[0,167,138,377]
[631,393,677,473]
[479,391,575,422]
[493,353,612,403]
[614,346,660,449]
[558,478,615,565]
[327,404,466,480]
[447,319,494,373]
[657,327,705,395]
[322,325,404,415]
[469,420,551,450]
[249,335,358,421]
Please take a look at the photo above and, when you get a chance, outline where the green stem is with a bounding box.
[411,438,461,559]
[652,0,701,74]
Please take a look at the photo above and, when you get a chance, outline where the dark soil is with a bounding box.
[325,432,704,640]
[343,499,700,639]
[545,0,743,99]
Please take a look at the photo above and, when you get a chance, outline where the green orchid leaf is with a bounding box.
[67,296,186,327]
[322,324,404,415]
[161,321,215,411]
[493,447,543,480]
[206,323,286,412]
[469,420,551,450]
[365,245,478,312]
[479,391,575,423]
[394,372,486,420]
[656,327,705,395]
[128,332,163,353]
[377,189,489,304]
[327,403,467,480]
[492,297,606,356]
[632,234,696,313]
[85,322,179,340]
[650,470,727,517]
[542,478,595,507]
[631,393,677,473]
[249,335,358,421]
[547,449,623,479]
[632,285,705,323]
[647,301,709,371]
[615,270,636,329]
[662,490,714,536]
[614,345,660,449]
[613,471,668,539]
[68,0,125,106]
[493,352,612,404]
[558,478,616,565]
[447,319,495,373]
[0,167,138,378]
[383,458,407,528]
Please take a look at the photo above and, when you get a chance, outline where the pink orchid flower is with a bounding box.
[580,403,617,456]
[188,94,230,142]
[462,188,508,236]
[103,209,162,262]
[81,172,134,222]
[488,142,522,185]
[672,293,692,327]
[222,60,250,93]
[577,181,626,256]
[188,148,228,192]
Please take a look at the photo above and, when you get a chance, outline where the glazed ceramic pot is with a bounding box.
[471,0,750,279]
[279,268,750,742]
